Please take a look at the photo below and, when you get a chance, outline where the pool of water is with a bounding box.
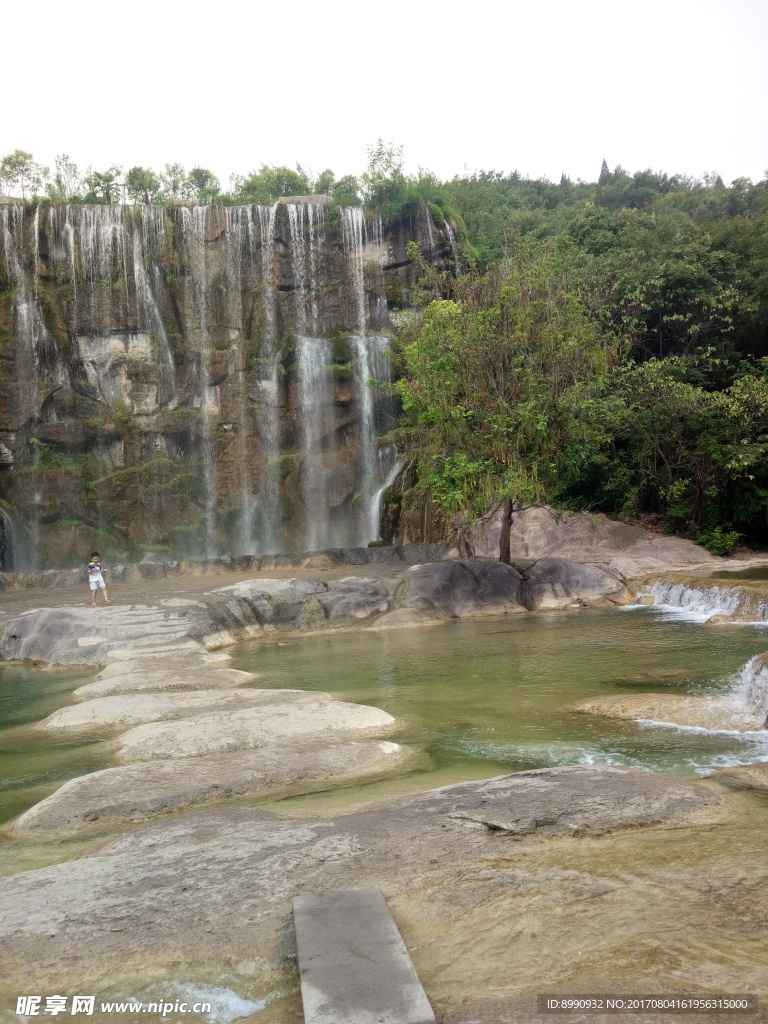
[3,606,768,836]
[0,664,109,827]
[3,608,768,1019]
[231,606,768,809]
[711,566,768,580]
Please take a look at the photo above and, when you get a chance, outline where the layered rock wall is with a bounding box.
[0,200,456,569]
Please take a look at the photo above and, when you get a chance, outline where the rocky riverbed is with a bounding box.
[3,553,768,1022]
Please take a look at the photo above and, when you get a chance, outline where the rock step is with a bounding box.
[38,689,326,730]
[117,701,397,762]
[96,652,230,677]
[294,886,435,1024]
[11,741,414,833]
[73,668,258,700]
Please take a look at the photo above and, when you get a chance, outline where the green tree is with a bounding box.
[235,165,311,204]
[563,355,768,553]
[83,167,123,204]
[0,150,44,199]
[160,162,189,200]
[314,168,336,195]
[186,167,220,204]
[125,166,162,205]
[397,245,618,561]
[44,154,82,202]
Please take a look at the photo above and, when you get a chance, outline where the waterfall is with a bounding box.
[445,219,463,276]
[732,656,768,728]
[180,206,218,557]
[224,205,259,555]
[645,581,768,623]
[132,215,176,393]
[0,506,28,573]
[424,206,437,253]
[340,207,395,546]
[0,205,53,569]
[297,335,334,550]
[306,203,324,333]
[253,203,281,554]
[286,204,308,334]
[0,199,397,565]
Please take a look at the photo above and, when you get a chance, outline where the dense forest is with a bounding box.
[3,145,768,553]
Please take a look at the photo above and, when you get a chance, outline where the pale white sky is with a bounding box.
[5,0,767,187]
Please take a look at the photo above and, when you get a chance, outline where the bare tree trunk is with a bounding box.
[499,497,513,564]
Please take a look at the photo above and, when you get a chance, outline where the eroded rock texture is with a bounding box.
[0,201,454,568]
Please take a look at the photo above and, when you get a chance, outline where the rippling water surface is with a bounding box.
[3,607,768,1021]
[232,606,768,813]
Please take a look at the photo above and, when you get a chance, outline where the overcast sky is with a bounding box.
[5,0,767,187]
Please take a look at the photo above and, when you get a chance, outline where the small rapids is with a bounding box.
[645,581,768,623]
[732,654,768,726]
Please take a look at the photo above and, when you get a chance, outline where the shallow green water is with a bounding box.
[233,607,768,791]
[0,664,108,826]
[711,565,768,580]
[3,607,768,833]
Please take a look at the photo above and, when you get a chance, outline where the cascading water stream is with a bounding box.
[224,205,259,555]
[732,656,768,728]
[644,581,768,623]
[297,334,334,550]
[340,207,394,545]
[180,206,218,557]
[0,198,410,565]
[253,204,281,554]
[444,219,463,276]
[0,205,55,569]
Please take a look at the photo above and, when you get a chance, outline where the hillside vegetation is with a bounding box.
[3,146,767,553]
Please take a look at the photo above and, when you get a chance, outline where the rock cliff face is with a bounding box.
[0,199,456,569]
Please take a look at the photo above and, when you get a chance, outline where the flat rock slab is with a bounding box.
[73,667,259,700]
[294,886,435,1024]
[11,740,414,833]
[708,760,768,791]
[117,700,397,761]
[0,768,718,992]
[99,650,231,670]
[0,606,210,666]
[38,688,325,730]
[572,693,762,732]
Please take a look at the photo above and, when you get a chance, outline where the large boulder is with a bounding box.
[316,576,396,626]
[116,700,397,761]
[11,739,419,833]
[463,504,722,577]
[381,559,525,624]
[521,557,634,610]
[0,768,719,994]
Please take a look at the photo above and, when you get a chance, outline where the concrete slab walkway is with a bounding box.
[294,885,435,1024]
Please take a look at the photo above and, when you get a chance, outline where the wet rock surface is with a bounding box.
[116,700,397,761]
[572,693,762,732]
[0,557,641,667]
[0,767,718,991]
[11,740,417,833]
[73,666,259,700]
[709,760,768,791]
[38,688,325,730]
[520,556,633,610]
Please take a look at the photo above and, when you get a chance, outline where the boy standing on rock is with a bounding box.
[87,551,111,606]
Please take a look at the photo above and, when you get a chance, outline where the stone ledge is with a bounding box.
[0,543,451,592]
